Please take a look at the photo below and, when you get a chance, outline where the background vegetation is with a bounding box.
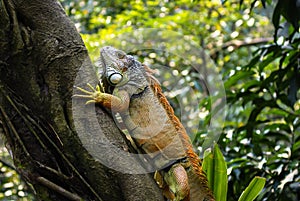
[1,0,299,200]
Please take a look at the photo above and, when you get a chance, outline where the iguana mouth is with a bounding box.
[130,85,149,97]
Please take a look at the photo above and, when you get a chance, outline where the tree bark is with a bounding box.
[0,0,164,200]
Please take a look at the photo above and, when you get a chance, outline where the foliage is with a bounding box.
[0,145,35,201]
[219,1,300,200]
[203,144,228,201]
[223,37,300,200]
[203,144,265,201]
[238,176,265,201]
[0,0,299,200]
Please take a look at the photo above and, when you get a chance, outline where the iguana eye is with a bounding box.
[107,70,123,85]
[116,50,126,59]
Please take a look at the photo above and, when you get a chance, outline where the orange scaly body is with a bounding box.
[75,46,215,201]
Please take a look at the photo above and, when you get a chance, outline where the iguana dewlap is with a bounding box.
[75,46,215,201]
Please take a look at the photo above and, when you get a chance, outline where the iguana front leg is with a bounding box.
[74,83,130,112]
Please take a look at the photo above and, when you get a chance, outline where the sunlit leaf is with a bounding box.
[224,71,254,89]
[203,144,228,201]
[238,177,266,201]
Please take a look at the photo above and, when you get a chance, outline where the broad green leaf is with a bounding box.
[292,140,300,153]
[238,176,266,201]
[203,144,228,201]
[224,71,254,89]
[272,0,282,39]
[241,80,260,92]
[245,55,260,69]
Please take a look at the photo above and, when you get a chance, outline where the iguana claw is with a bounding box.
[73,83,102,104]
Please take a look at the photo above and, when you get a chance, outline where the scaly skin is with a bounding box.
[74,46,215,201]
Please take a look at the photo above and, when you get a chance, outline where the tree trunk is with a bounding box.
[0,0,164,200]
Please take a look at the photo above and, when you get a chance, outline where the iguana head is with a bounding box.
[97,46,149,95]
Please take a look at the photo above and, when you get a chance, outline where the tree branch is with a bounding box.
[210,37,273,59]
[222,37,273,49]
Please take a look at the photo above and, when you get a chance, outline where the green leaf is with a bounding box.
[272,0,300,40]
[224,71,254,89]
[292,140,300,153]
[245,55,260,69]
[242,80,260,92]
[272,1,282,40]
[203,144,228,201]
[260,0,266,8]
[238,176,266,201]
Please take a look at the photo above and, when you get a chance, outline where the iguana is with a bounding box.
[74,46,215,201]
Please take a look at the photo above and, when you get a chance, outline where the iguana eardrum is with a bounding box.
[75,46,215,201]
